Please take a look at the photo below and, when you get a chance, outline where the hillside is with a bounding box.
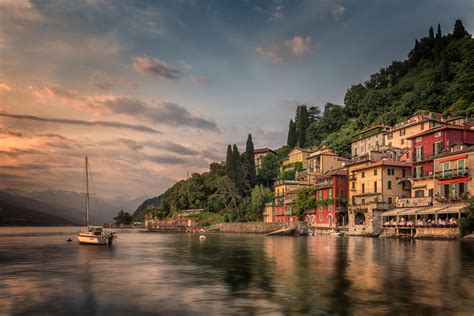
[290,20,473,157]
[0,192,77,226]
[133,20,473,222]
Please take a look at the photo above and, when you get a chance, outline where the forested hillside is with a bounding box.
[286,20,473,157]
[134,20,473,222]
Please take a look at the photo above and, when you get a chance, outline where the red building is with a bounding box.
[273,190,299,222]
[407,124,474,198]
[308,168,348,228]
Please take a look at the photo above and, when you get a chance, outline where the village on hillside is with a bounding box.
[260,111,473,238]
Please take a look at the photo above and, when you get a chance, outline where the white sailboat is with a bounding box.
[77,157,116,245]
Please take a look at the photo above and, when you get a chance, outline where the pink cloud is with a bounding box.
[286,36,312,57]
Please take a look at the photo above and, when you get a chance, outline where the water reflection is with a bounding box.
[0,228,473,315]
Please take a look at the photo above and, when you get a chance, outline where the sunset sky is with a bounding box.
[0,0,472,199]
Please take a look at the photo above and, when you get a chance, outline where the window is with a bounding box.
[400,128,406,136]
[434,142,443,155]
[374,169,378,176]
[435,131,442,137]
[328,190,333,199]
[374,181,378,193]
[362,183,365,193]
[415,190,424,197]
[351,181,355,189]
[415,166,423,178]
[387,168,395,176]
[414,146,423,162]
[340,189,345,198]
[388,197,393,205]
[319,214,323,221]
[443,162,449,177]
[416,137,422,142]
[402,169,406,178]
[387,181,392,189]
[401,139,405,145]
[421,123,425,130]
[429,189,433,197]
[355,213,365,225]
[361,171,365,178]
[458,159,465,173]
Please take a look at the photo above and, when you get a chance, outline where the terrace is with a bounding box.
[434,167,469,179]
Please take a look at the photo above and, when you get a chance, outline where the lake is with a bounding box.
[0,227,473,315]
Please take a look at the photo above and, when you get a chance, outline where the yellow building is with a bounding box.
[254,148,276,169]
[384,112,442,150]
[281,147,314,168]
[351,125,389,158]
[263,202,274,222]
[347,160,412,235]
[298,147,350,184]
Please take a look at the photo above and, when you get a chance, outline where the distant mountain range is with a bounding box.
[0,188,149,226]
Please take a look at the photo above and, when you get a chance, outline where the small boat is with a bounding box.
[77,157,116,246]
[199,235,206,240]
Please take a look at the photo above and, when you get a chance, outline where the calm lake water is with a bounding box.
[0,227,473,315]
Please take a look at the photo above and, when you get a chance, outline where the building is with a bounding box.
[408,125,474,198]
[254,148,276,169]
[348,159,412,235]
[351,125,389,158]
[263,202,274,223]
[298,147,350,184]
[383,112,442,150]
[271,180,310,223]
[308,168,348,228]
[433,145,473,202]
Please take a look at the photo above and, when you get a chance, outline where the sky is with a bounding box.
[0,0,473,199]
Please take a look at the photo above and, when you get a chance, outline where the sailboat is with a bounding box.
[77,157,116,245]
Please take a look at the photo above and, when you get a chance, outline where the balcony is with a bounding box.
[434,168,469,180]
[434,193,468,203]
[349,174,356,181]
[395,197,433,208]
[314,181,333,189]
[412,170,433,179]
[413,154,435,163]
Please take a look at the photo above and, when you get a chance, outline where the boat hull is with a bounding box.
[77,234,109,245]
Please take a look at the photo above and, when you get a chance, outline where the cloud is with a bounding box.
[145,154,187,165]
[132,56,180,80]
[37,133,68,140]
[115,138,200,156]
[330,2,345,20]
[285,36,312,57]
[0,126,23,137]
[38,85,220,132]
[256,47,285,63]
[190,75,209,86]
[267,5,284,21]
[0,82,13,91]
[0,112,162,134]
[257,35,313,63]
[0,148,43,157]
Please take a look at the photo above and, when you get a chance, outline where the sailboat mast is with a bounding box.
[85,156,90,227]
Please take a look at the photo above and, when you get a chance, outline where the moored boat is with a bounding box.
[77,157,116,246]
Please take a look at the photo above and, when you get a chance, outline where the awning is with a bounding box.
[381,208,421,217]
[416,205,453,215]
[411,185,426,189]
[436,203,466,214]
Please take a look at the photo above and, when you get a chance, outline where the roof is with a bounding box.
[350,160,412,172]
[406,124,472,139]
[314,168,348,180]
[433,145,474,160]
[352,125,389,138]
[381,203,465,216]
[254,148,276,155]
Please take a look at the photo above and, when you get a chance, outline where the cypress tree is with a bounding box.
[287,119,297,147]
[244,134,256,189]
[453,19,468,40]
[232,144,243,193]
[434,24,442,61]
[296,105,310,148]
[436,24,442,39]
[429,26,434,39]
[225,144,236,183]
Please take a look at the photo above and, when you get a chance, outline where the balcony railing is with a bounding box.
[413,154,435,163]
[314,181,333,189]
[434,168,469,180]
[434,193,468,203]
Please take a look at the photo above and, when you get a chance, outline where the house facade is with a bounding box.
[307,168,348,228]
[351,125,389,158]
[254,148,276,169]
[408,125,474,198]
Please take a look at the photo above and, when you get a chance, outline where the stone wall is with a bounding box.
[348,207,383,236]
[219,222,297,234]
[380,227,460,239]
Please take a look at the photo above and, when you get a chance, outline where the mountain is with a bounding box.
[132,194,166,221]
[0,188,148,225]
[0,192,78,226]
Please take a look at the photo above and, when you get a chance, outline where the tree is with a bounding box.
[232,144,244,193]
[114,210,133,225]
[257,152,279,187]
[434,24,442,60]
[296,105,310,147]
[209,176,242,222]
[247,185,273,221]
[429,26,434,39]
[243,134,257,190]
[440,51,449,82]
[453,19,469,40]
[294,188,316,219]
[458,197,474,236]
[308,106,322,123]
[225,145,236,183]
[287,119,297,147]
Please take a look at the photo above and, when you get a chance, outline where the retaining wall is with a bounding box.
[219,222,297,234]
